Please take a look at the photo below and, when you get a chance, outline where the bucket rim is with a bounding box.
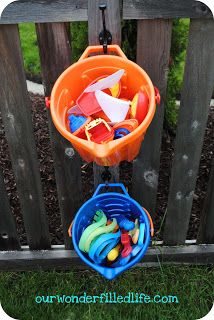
[72,192,151,279]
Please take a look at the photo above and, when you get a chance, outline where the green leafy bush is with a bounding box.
[165,19,189,131]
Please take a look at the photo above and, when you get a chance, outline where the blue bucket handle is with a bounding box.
[93,183,130,198]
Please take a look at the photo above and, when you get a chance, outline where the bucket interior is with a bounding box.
[51,56,154,131]
[72,193,151,279]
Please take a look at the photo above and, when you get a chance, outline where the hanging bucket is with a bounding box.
[50,45,158,166]
[72,183,151,280]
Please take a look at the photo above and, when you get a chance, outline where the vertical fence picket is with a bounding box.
[198,157,214,244]
[0,25,50,250]
[164,19,214,245]
[132,19,172,217]
[0,167,20,250]
[36,23,82,249]
[88,0,121,187]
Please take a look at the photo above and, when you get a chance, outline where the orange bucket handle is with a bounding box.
[143,207,154,237]
[79,45,128,61]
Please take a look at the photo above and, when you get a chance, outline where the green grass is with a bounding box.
[18,22,88,78]
[0,266,213,320]
[19,23,41,78]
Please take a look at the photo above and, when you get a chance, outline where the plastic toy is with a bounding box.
[77,91,101,116]
[84,69,124,95]
[129,219,140,244]
[78,210,107,252]
[89,230,121,264]
[111,245,143,268]
[138,223,145,246]
[143,207,154,237]
[111,254,131,267]
[130,89,149,124]
[113,119,139,132]
[85,118,114,144]
[114,128,130,140]
[107,220,119,232]
[76,69,124,116]
[132,229,140,244]
[116,214,135,231]
[121,231,132,258]
[51,45,158,166]
[69,114,87,132]
[84,218,117,253]
[131,245,142,257]
[95,90,130,123]
[107,244,121,262]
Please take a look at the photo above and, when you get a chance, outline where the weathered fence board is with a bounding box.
[0,0,88,24]
[132,19,172,217]
[88,0,121,45]
[0,244,213,271]
[36,23,82,249]
[0,167,20,250]
[88,0,121,186]
[198,157,214,244]
[93,165,119,188]
[0,0,212,24]
[164,19,214,245]
[0,25,50,250]
[123,0,212,19]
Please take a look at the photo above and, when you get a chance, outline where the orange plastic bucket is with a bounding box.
[50,45,157,166]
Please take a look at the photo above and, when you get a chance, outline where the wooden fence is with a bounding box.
[0,0,214,270]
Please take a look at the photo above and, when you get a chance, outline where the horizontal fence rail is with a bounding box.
[0,0,212,24]
[0,245,213,271]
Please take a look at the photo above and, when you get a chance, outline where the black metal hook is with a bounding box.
[99,4,112,54]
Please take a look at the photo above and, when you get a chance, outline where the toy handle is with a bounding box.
[93,183,130,198]
[79,45,128,60]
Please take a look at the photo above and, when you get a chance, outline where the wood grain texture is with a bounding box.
[0,25,50,250]
[132,20,172,217]
[36,23,82,249]
[0,0,212,24]
[93,165,119,188]
[88,0,121,45]
[198,157,214,244]
[88,0,121,186]
[0,244,213,271]
[0,0,88,24]
[123,0,212,19]
[164,19,214,245]
[0,167,20,250]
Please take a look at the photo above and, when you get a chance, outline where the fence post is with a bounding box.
[0,167,20,250]
[164,19,214,245]
[0,25,50,250]
[88,0,121,188]
[132,19,172,217]
[36,23,83,249]
[197,157,214,244]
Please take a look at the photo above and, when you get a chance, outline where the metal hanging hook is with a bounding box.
[99,4,112,54]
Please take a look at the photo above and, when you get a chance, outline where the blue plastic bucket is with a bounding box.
[72,183,151,280]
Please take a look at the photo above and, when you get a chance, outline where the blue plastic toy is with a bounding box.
[116,214,135,231]
[89,230,121,264]
[138,223,145,246]
[114,128,130,139]
[68,114,87,133]
[72,183,151,280]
